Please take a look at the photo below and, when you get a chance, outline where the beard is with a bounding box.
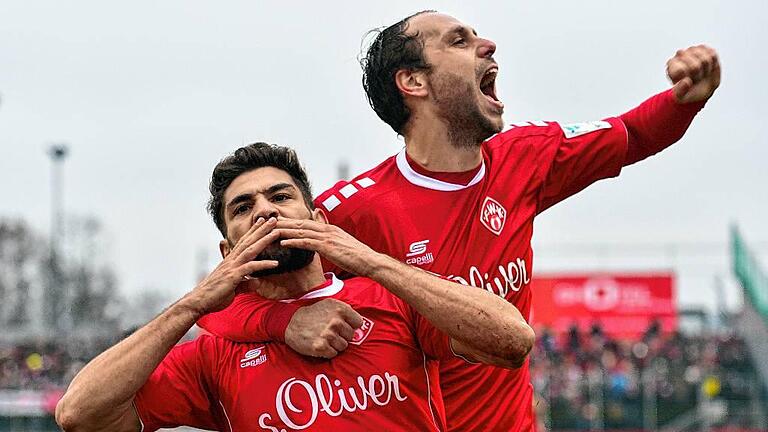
[248,242,315,278]
[429,69,502,149]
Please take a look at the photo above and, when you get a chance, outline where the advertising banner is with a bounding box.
[531,273,677,338]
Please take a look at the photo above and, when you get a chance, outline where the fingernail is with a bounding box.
[256,217,265,224]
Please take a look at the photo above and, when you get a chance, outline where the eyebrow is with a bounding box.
[444,25,478,39]
[225,182,295,211]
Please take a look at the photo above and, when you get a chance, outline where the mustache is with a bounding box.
[476,58,498,78]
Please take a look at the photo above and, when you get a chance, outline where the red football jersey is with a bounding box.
[134,275,459,432]
[314,118,628,431]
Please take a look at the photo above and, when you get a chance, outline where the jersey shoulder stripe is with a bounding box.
[313,155,399,219]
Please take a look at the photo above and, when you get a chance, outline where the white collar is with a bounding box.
[280,273,344,303]
[395,148,486,191]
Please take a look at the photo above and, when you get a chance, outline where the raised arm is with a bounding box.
[276,217,535,369]
[622,45,720,166]
[55,219,280,432]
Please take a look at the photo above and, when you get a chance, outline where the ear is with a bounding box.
[219,239,231,259]
[395,69,429,98]
[312,208,328,224]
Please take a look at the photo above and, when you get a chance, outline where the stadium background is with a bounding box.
[1,0,766,431]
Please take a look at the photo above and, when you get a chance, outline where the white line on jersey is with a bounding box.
[321,178,376,212]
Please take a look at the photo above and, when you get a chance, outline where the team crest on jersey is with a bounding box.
[480,196,507,236]
[240,346,267,368]
[350,316,374,345]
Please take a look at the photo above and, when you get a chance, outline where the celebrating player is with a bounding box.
[197,10,720,431]
[54,143,534,432]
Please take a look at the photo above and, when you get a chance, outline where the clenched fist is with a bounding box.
[667,44,720,104]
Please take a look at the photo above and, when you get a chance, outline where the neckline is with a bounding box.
[395,148,486,191]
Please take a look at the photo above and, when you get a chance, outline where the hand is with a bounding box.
[275,218,380,277]
[285,298,364,358]
[667,44,720,104]
[186,218,280,315]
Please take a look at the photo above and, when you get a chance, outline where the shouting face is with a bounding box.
[407,13,504,146]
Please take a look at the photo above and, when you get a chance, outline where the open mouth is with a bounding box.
[480,66,503,110]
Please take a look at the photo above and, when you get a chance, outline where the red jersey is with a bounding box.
[313,118,629,431]
[134,274,458,432]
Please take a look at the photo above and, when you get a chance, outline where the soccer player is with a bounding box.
[54,143,534,432]
[197,11,720,431]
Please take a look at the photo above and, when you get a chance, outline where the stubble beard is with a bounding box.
[429,69,501,150]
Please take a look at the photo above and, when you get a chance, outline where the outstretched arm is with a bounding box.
[277,218,535,369]
[55,219,280,432]
[622,45,720,166]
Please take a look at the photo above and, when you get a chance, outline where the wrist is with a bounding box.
[175,294,207,321]
[264,302,302,341]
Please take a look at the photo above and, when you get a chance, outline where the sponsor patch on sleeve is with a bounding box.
[559,120,612,139]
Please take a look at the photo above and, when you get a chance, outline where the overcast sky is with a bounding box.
[1,0,765,315]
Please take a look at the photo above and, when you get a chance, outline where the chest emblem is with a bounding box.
[480,196,507,236]
[350,316,374,345]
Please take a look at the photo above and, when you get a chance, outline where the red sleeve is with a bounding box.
[537,117,628,212]
[196,293,301,343]
[133,337,225,431]
[621,89,706,166]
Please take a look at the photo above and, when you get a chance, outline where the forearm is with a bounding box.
[56,296,202,431]
[621,89,706,166]
[364,253,534,365]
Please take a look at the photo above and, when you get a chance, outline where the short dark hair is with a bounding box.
[207,143,313,238]
[360,10,435,135]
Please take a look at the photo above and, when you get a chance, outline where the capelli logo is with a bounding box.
[240,346,268,368]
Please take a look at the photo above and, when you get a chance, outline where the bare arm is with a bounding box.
[277,218,534,368]
[366,253,534,368]
[56,218,281,432]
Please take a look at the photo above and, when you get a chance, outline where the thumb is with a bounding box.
[341,306,364,329]
[672,77,693,102]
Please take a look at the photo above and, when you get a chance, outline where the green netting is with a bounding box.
[731,226,768,322]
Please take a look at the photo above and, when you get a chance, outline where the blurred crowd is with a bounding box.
[530,321,760,430]
[0,338,113,391]
[0,324,763,430]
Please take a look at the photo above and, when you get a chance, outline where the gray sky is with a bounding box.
[1,0,765,315]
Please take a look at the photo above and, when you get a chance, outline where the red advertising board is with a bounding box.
[531,273,677,338]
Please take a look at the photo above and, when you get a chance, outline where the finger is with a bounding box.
[328,335,349,353]
[230,217,269,255]
[339,306,364,329]
[237,230,282,264]
[275,218,328,232]
[668,52,699,83]
[240,259,279,277]
[337,321,356,341]
[686,46,713,81]
[280,238,320,251]
[233,218,278,257]
[314,344,339,359]
[277,227,326,241]
[688,46,713,77]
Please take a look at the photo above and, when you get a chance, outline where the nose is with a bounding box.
[252,197,279,223]
[477,38,496,59]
